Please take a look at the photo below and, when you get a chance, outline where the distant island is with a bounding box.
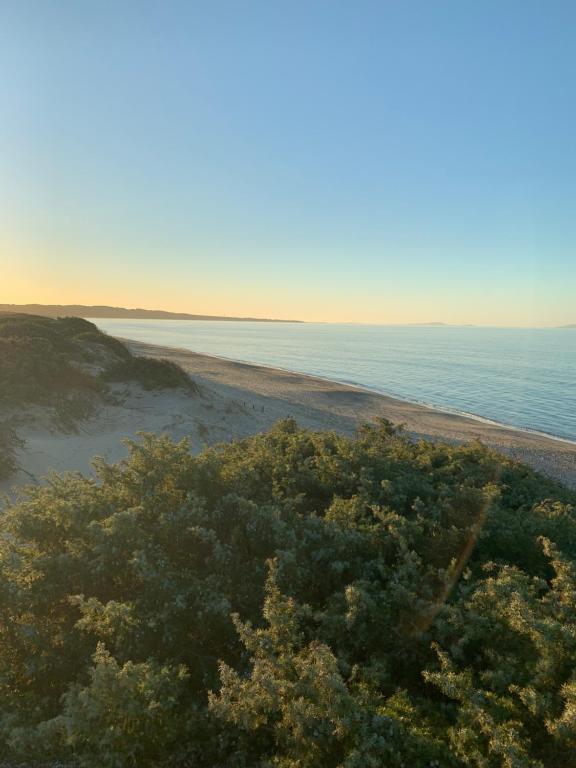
[0,304,302,323]
[560,323,576,328]
[410,322,476,327]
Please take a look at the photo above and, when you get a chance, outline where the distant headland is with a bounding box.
[0,304,302,323]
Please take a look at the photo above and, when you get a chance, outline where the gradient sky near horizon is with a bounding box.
[1,1,575,325]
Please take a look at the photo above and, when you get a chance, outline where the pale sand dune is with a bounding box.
[1,381,265,493]
[2,339,575,493]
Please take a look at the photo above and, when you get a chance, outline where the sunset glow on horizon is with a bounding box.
[2,1,575,327]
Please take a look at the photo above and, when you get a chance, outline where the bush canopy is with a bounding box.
[0,313,196,410]
[1,419,575,767]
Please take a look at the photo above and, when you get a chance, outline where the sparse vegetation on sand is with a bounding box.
[1,419,575,766]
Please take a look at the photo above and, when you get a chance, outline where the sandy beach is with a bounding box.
[130,340,576,489]
[3,338,575,493]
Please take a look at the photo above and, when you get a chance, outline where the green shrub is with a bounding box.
[0,315,106,409]
[0,315,195,428]
[0,335,99,407]
[0,420,575,766]
[72,331,132,360]
[56,317,100,335]
[48,645,191,767]
[0,421,22,480]
[103,356,199,392]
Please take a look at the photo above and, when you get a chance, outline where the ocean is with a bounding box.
[91,320,576,443]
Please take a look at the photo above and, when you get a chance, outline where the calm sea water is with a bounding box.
[92,320,576,443]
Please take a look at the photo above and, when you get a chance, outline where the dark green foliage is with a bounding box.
[72,331,132,360]
[102,355,199,392]
[0,420,575,766]
[0,314,196,425]
[56,317,102,334]
[0,421,22,480]
[0,316,100,407]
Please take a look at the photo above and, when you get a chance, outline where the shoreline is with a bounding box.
[134,342,576,448]
[125,338,576,489]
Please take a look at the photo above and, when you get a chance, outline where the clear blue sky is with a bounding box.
[2,0,575,324]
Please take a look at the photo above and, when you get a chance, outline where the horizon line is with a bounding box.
[1,302,574,329]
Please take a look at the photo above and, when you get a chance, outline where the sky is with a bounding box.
[1,1,575,325]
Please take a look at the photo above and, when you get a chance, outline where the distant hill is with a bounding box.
[560,324,576,328]
[0,304,301,322]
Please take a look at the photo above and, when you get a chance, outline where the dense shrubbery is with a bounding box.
[0,421,22,480]
[1,420,575,766]
[0,314,195,407]
[72,330,132,360]
[0,315,101,407]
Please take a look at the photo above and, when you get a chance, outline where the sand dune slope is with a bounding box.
[2,339,575,493]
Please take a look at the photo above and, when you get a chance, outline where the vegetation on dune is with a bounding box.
[1,419,575,766]
[0,315,102,406]
[71,330,132,360]
[0,313,196,407]
[103,355,200,393]
[0,422,22,481]
[0,314,197,476]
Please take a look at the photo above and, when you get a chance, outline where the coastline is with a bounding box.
[126,338,576,489]
[131,341,576,448]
